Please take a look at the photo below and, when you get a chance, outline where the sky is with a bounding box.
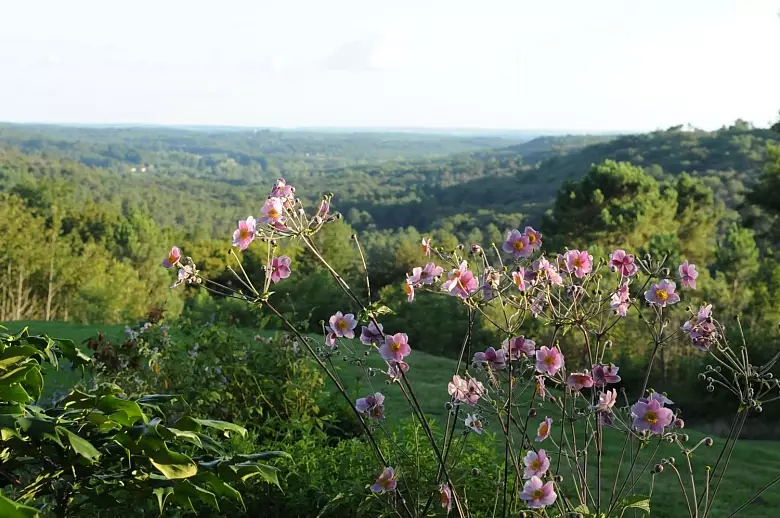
[1,0,779,131]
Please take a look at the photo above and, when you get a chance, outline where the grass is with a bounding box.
[4,320,779,517]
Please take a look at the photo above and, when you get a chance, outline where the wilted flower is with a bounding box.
[471,243,483,254]
[473,347,507,371]
[162,246,181,268]
[329,311,358,339]
[535,346,564,376]
[564,249,593,278]
[439,484,453,514]
[270,178,295,200]
[524,226,543,250]
[567,372,594,391]
[502,336,536,360]
[502,229,532,258]
[536,416,552,442]
[356,392,385,419]
[386,360,409,381]
[530,293,546,317]
[523,449,550,479]
[609,249,638,277]
[532,257,563,286]
[171,263,199,288]
[421,237,432,256]
[592,389,618,412]
[611,282,631,316]
[512,269,528,291]
[644,279,680,307]
[630,397,674,434]
[232,216,257,251]
[441,261,478,298]
[360,322,384,346]
[325,330,338,348]
[679,260,699,289]
[682,304,717,351]
[535,376,548,400]
[465,413,484,434]
[269,256,291,283]
[379,333,411,362]
[317,199,330,218]
[592,363,621,387]
[370,467,397,493]
[259,197,287,229]
[404,280,415,302]
[520,476,557,508]
[448,375,468,402]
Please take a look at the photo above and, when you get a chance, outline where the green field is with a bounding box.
[4,320,778,517]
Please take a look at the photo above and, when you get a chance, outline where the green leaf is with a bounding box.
[0,494,39,518]
[150,448,198,479]
[0,384,32,404]
[175,417,247,437]
[0,366,35,384]
[0,346,44,369]
[175,480,219,511]
[158,427,203,448]
[195,472,245,511]
[617,494,650,516]
[137,394,181,405]
[22,368,43,400]
[97,396,147,425]
[224,463,281,487]
[51,337,91,367]
[56,427,102,463]
[153,487,174,516]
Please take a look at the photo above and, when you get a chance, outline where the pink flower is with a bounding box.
[520,476,557,508]
[530,293,546,317]
[593,389,618,412]
[473,347,507,371]
[270,178,295,200]
[441,261,478,298]
[439,484,453,513]
[420,262,444,284]
[609,249,638,277]
[379,333,411,362]
[370,467,397,493]
[679,260,699,289]
[630,398,674,435]
[162,246,181,268]
[325,330,338,348]
[567,372,594,391]
[611,282,631,316]
[448,375,468,402]
[644,279,681,307]
[535,376,547,400]
[386,360,409,381]
[259,197,287,229]
[511,269,528,291]
[356,392,385,419]
[465,413,484,434]
[532,257,563,286]
[535,346,564,376]
[360,322,384,346]
[641,391,674,407]
[465,379,485,405]
[269,255,291,283]
[502,229,532,258]
[524,226,543,250]
[682,304,717,351]
[523,449,550,479]
[591,363,621,387]
[404,280,415,302]
[232,217,256,250]
[328,311,358,339]
[536,417,552,442]
[421,237,432,256]
[317,199,330,218]
[564,249,594,278]
[502,336,536,360]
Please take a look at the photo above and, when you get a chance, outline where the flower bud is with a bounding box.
[528,408,538,418]
[554,475,564,483]
[704,437,714,447]
[654,464,664,473]
[471,468,481,476]
[674,418,685,429]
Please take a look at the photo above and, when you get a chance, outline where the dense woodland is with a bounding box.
[2,120,780,426]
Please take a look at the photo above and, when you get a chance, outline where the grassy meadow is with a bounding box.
[3,319,777,517]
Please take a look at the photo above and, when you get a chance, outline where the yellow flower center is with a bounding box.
[532,488,544,499]
[239,229,250,239]
[441,491,449,505]
[337,320,348,330]
[168,253,177,264]
[404,283,413,295]
[390,340,402,352]
[544,355,555,366]
[645,411,658,425]
[268,207,279,219]
[528,234,537,244]
[530,459,541,470]
[539,423,548,436]
[655,289,669,302]
[513,240,525,252]
[573,256,583,268]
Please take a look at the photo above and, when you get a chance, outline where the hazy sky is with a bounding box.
[1,0,778,131]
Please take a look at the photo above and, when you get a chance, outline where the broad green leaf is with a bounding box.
[225,463,281,487]
[0,366,35,384]
[150,448,198,479]
[236,451,290,462]
[175,480,220,511]
[97,396,147,425]
[153,487,174,516]
[175,417,247,437]
[56,427,102,463]
[22,368,43,400]
[0,346,44,369]
[58,389,96,409]
[0,384,32,404]
[137,394,180,405]
[158,426,203,448]
[51,337,91,366]
[617,494,650,516]
[195,472,244,510]
[0,494,39,518]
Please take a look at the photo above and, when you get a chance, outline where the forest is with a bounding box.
[2,118,780,516]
